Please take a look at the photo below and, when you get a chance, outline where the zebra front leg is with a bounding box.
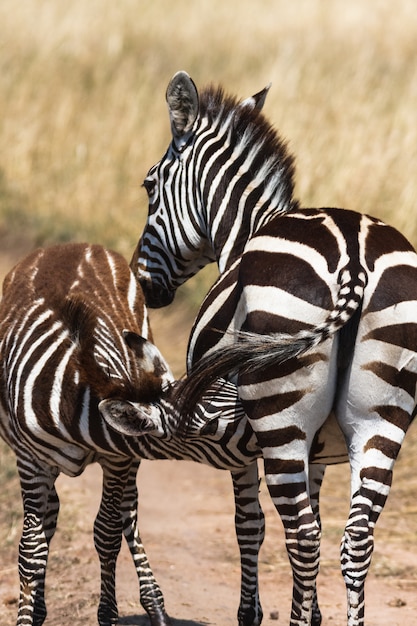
[121,461,172,626]
[95,458,133,626]
[231,463,265,626]
[16,455,59,626]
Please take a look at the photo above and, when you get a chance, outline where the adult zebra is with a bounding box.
[0,242,271,626]
[132,71,417,626]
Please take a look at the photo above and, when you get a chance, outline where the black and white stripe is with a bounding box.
[0,243,267,626]
[133,71,417,626]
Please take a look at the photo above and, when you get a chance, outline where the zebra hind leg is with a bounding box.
[231,463,265,626]
[308,463,326,626]
[121,461,172,626]
[341,466,394,626]
[263,459,321,626]
[16,454,59,626]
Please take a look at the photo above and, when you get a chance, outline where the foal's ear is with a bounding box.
[238,83,271,113]
[166,71,199,141]
[123,330,174,386]
[99,399,164,437]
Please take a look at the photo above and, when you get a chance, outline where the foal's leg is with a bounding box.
[44,485,60,547]
[231,462,265,626]
[30,483,60,623]
[121,461,172,626]
[95,457,132,626]
[16,454,59,626]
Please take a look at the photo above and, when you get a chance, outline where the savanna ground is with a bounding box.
[1,1,417,624]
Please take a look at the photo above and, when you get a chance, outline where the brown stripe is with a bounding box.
[364,434,401,459]
[359,466,393,489]
[372,405,412,431]
[365,221,414,271]
[365,264,417,313]
[267,211,341,274]
[256,425,306,448]
[362,361,417,399]
[242,390,306,421]
[240,352,326,385]
[362,323,417,349]
[263,457,305,474]
[240,249,334,309]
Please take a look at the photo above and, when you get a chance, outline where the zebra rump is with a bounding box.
[175,265,366,424]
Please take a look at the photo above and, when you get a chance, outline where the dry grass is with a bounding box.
[1,1,416,283]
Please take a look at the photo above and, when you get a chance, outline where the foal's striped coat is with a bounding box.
[0,243,174,626]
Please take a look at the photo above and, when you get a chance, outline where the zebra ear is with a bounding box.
[123,330,147,354]
[238,83,271,113]
[123,330,174,385]
[166,71,199,140]
[99,399,165,437]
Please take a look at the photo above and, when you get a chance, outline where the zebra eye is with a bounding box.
[142,178,156,197]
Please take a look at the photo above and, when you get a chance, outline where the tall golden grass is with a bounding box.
[1,0,417,301]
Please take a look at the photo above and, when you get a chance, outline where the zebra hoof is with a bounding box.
[311,609,322,626]
[147,608,173,626]
[97,602,118,626]
[238,605,263,626]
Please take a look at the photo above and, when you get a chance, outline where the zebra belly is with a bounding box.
[9,415,97,477]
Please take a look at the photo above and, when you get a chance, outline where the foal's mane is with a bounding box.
[61,295,96,345]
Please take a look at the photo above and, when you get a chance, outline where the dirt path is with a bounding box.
[1,252,417,625]
[2,456,417,625]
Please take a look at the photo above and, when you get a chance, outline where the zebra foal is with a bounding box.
[133,71,417,625]
[0,242,175,626]
[0,242,271,626]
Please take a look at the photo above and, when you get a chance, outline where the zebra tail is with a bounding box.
[175,265,367,433]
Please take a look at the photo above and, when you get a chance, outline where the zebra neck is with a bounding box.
[193,109,298,272]
[210,189,295,273]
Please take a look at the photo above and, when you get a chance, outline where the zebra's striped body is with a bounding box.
[0,242,270,626]
[133,72,417,626]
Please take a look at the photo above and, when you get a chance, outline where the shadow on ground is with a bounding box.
[118,615,209,626]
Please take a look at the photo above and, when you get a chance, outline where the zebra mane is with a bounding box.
[62,296,167,404]
[198,85,298,213]
[61,297,134,401]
